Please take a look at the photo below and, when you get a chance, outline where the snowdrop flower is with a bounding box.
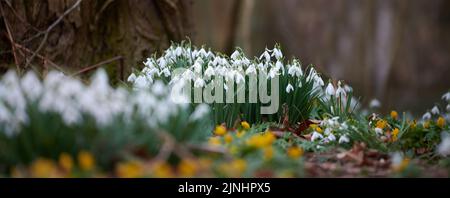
[391,152,404,167]
[21,71,42,101]
[182,70,195,81]
[275,61,283,70]
[311,75,324,90]
[134,76,150,89]
[192,61,202,73]
[369,99,381,109]
[344,84,353,93]
[324,128,332,135]
[152,81,166,96]
[422,112,432,120]
[272,48,283,59]
[194,78,205,88]
[311,131,323,141]
[259,50,271,62]
[127,73,137,83]
[431,106,440,115]
[204,66,215,78]
[447,104,450,112]
[198,48,207,57]
[235,72,245,84]
[327,133,336,142]
[442,92,450,102]
[375,127,383,136]
[335,81,346,97]
[325,83,335,96]
[286,83,294,93]
[437,135,450,156]
[160,68,171,77]
[175,46,183,56]
[288,66,302,77]
[189,104,210,121]
[339,135,350,144]
[268,68,279,79]
[231,50,240,60]
[245,64,257,75]
[158,58,167,68]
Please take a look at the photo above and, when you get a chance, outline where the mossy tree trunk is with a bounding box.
[0,0,192,82]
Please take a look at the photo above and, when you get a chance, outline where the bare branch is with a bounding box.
[24,0,83,68]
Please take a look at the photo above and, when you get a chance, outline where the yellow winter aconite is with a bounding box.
[390,111,398,120]
[78,151,95,171]
[315,127,323,133]
[152,162,173,178]
[309,124,318,129]
[224,134,233,144]
[241,121,251,130]
[31,158,58,178]
[287,146,304,159]
[208,137,221,146]
[178,159,197,177]
[392,128,400,142]
[59,153,73,172]
[423,121,430,129]
[437,116,445,128]
[116,161,144,178]
[214,125,227,136]
[246,132,276,148]
[409,120,417,129]
[236,130,246,138]
[392,158,410,172]
[230,159,247,176]
[376,119,387,129]
[263,146,274,161]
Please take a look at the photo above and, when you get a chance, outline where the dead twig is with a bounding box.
[24,0,83,68]
[14,43,65,73]
[71,56,123,76]
[0,1,20,72]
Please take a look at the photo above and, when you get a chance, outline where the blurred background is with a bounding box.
[1,0,449,113]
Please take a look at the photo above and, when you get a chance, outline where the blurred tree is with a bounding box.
[0,0,192,81]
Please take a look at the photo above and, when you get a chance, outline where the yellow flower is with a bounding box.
[392,158,410,172]
[236,130,246,138]
[78,150,95,171]
[409,120,417,129]
[309,124,318,129]
[59,153,73,172]
[116,161,144,178]
[30,158,58,178]
[392,128,400,142]
[315,127,323,133]
[241,121,251,130]
[214,125,227,136]
[178,159,197,177]
[390,111,398,120]
[423,121,430,129]
[437,116,445,128]
[228,159,247,177]
[219,159,247,177]
[376,120,387,129]
[208,137,221,146]
[152,162,173,178]
[224,134,233,144]
[229,145,239,155]
[246,132,275,148]
[263,147,274,161]
[287,146,304,159]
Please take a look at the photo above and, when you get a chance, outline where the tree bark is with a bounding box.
[0,0,192,81]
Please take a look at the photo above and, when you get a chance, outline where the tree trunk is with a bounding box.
[0,0,192,82]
